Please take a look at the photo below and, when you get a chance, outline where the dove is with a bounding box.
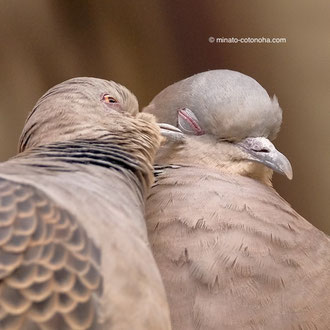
[144,70,330,330]
[0,77,174,330]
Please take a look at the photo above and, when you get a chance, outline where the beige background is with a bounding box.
[0,1,329,233]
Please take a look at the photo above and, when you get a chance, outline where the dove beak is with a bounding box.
[237,137,293,180]
[158,123,185,143]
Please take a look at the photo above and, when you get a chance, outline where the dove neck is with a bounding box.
[156,135,273,186]
[18,112,161,195]
[17,138,156,195]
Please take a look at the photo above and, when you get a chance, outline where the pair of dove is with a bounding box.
[0,70,328,330]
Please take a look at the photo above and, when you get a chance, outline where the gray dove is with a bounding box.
[144,70,330,330]
[0,77,174,329]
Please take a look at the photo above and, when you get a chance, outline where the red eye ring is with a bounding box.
[102,94,117,104]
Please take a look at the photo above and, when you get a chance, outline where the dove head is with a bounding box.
[144,70,292,186]
[19,77,139,152]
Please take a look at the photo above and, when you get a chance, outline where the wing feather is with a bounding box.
[0,177,102,330]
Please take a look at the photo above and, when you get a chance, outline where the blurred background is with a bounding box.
[0,0,329,233]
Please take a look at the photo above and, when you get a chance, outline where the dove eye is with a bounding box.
[102,94,118,104]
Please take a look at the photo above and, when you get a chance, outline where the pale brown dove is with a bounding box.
[144,70,330,330]
[0,77,176,330]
